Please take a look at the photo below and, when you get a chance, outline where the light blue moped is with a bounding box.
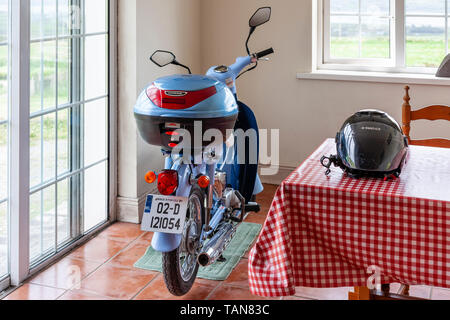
[134,7,274,296]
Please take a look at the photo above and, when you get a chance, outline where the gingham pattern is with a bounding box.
[249,139,450,297]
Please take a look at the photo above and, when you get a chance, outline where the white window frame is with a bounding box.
[1,0,117,293]
[318,0,448,74]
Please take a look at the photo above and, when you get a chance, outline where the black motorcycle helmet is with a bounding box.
[321,110,409,178]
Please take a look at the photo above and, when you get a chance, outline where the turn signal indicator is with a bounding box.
[197,175,210,189]
[145,171,157,184]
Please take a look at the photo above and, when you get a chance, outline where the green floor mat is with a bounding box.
[134,222,262,281]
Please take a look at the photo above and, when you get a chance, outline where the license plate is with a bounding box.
[141,195,188,234]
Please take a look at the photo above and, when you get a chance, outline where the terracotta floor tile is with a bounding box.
[135,275,220,300]
[245,212,268,225]
[224,260,249,287]
[58,289,114,300]
[295,287,352,300]
[29,257,101,290]
[109,241,150,269]
[431,287,450,300]
[2,284,65,300]
[80,264,157,300]
[68,236,129,263]
[137,232,154,244]
[257,185,278,210]
[208,284,274,301]
[98,222,144,242]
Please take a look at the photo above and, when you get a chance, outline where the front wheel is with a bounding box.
[162,186,204,296]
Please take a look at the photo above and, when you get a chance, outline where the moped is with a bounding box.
[134,7,274,296]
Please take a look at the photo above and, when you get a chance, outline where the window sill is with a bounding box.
[297,70,450,86]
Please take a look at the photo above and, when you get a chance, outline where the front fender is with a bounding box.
[151,232,182,253]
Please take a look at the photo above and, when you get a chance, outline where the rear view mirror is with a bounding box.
[150,50,176,68]
[249,7,271,28]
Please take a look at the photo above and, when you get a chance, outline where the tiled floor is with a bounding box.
[2,184,449,300]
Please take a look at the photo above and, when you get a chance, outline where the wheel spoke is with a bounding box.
[178,193,202,282]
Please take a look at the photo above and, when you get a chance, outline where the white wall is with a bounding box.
[117,0,450,221]
[201,0,450,179]
[117,0,201,222]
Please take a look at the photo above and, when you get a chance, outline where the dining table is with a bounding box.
[248,139,450,299]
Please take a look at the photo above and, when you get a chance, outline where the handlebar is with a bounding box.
[254,48,274,59]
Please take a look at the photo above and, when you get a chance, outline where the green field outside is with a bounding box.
[0,41,70,146]
[331,36,447,68]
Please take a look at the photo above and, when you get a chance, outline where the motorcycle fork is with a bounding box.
[204,185,214,232]
[203,164,216,234]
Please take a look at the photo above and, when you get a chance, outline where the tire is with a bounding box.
[162,186,205,296]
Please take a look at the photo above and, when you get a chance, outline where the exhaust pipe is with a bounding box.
[197,223,237,267]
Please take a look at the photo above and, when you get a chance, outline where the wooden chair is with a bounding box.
[402,86,450,148]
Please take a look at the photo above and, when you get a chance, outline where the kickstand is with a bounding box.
[217,255,227,263]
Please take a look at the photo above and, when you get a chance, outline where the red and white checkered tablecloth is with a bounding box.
[248,139,450,297]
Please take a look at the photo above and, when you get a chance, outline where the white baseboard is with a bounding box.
[116,186,157,223]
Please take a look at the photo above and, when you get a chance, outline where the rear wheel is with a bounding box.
[162,186,204,296]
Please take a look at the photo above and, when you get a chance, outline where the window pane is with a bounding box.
[0,45,8,123]
[84,34,108,100]
[57,178,70,245]
[30,186,57,264]
[84,98,107,166]
[43,40,56,109]
[30,117,42,188]
[42,186,56,254]
[406,17,446,67]
[330,16,359,58]
[57,109,69,176]
[58,39,70,106]
[43,0,57,38]
[30,42,42,114]
[29,191,42,261]
[330,0,358,14]
[43,113,56,182]
[30,0,42,40]
[0,202,7,277]
[361,17,390,58]
[58,0,70,37]
[84,162,107,232]
[0,0,7,43]
[361,0,390,15]
[0,123,7,201]
[406,0,446,16]
[85,0,107,34]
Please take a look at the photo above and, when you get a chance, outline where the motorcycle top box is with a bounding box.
[134,74,238,151]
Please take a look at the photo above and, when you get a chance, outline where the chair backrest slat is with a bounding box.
[411,105,450,121]
[402,86,450,149]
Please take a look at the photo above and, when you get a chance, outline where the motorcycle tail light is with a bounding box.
[146,84,162,107]
[147,85,217,110]
[158,170,179,196]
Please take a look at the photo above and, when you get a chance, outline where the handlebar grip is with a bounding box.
[255,48,274,59]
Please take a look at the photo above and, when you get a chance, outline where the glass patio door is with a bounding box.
[0,0,113,292]
[0,0,9,286]
[29,0,109,266]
